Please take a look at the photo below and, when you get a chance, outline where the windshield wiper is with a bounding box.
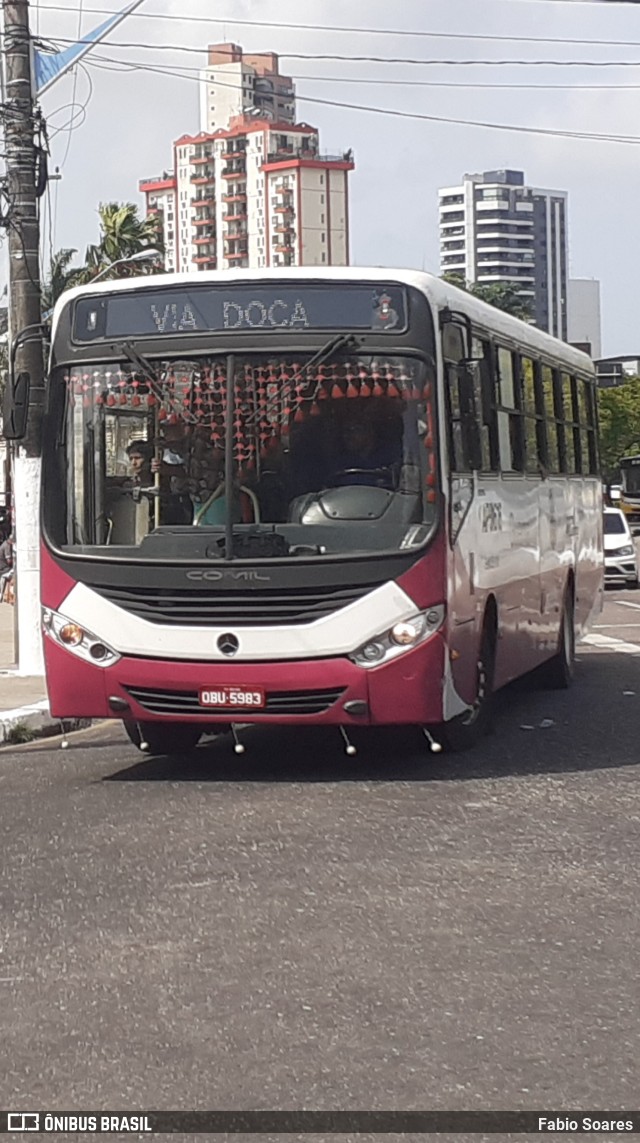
[116,341,158,384]
[244,332,358,429]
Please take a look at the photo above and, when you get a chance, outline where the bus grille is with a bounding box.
[91,581,382,626]
[125,685,346,717]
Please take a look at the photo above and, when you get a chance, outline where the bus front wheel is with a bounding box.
[123,720,202,756]
[435,615,496,753]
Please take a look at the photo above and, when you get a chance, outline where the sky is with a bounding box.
[8,0,640,354]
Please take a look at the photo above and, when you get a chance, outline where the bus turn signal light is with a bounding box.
[59,623,84,646]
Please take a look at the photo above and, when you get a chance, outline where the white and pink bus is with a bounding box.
[11,269,604,754]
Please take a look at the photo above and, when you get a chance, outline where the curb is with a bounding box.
[0,701,89,745]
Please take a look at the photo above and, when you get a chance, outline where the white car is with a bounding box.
[604,507,638,588]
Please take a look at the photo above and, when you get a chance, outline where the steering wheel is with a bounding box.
[327,467,394,488]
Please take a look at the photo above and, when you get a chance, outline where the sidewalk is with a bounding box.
[0,603,57,743]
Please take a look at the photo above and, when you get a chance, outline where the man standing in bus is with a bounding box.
[126,440,154,487]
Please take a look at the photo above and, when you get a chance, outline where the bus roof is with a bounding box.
[50,266,594,375]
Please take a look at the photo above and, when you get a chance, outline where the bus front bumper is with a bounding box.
[44,634,450,727]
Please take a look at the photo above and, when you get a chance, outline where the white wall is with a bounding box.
[300,168,325,265]
[567,278,602,358]
[328,170,349,266]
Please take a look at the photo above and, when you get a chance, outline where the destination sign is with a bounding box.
[72,284,408,342]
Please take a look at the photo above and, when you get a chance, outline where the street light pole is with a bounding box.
[2,0,46,675]
[89,249,162,285]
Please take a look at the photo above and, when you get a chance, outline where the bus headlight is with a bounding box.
[42,608,120,668]
[350,605,445,668]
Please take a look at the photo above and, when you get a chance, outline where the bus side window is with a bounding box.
[496,346,524,473]
[559,372,577,474]
[442,322,480,472]
[540,365,560,474]
[576,376,598,475]
[471,336,495,472]
[521,355,545,474]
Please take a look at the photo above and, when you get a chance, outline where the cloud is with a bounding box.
[15,0,640,352]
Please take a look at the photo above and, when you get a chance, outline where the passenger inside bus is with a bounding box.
[125,440,153,487]
[289,399,404,497]
[330,404,403,487]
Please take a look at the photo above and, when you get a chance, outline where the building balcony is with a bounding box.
[193,254,216,265]
[223,144,247,158]
[273,243,295,254]
[477,271,535,283]
[222,192,247,203]
[221,166,246,179]
[191,154,214,165]
[274,202,294,215]
[226,249,248,261]
[191,196,215,208]
[274,223,294,234]
[265,150,347,165]
[194,235,215,245]
[224,211,247,223]
[191,174,215,185]
[476,214,532,227]
[193,215,214,227]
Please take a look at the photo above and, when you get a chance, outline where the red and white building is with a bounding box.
[140,119,354,274]
[200,43,296,134]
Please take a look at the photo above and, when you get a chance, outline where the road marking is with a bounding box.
[594,623,640,628]
[582,632,640,654]
[612,600,640,611]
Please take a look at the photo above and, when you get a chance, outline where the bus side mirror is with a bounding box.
[3,371,31,441]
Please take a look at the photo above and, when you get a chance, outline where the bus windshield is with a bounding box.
[621,460,640,495]
[45,351,437,561]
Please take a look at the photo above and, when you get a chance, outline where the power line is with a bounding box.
[49,38,640,66]
[87,52,640,90]
[58,0,85,168]
[85,53,640,145]
[28,3,640,48]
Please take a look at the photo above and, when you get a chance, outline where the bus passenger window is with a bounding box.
[541,365,560,474]
[521,356,545,474]
[496,347,523,473]
[471,337,494,471]
[576,377,596,474]
[560,373,577,474]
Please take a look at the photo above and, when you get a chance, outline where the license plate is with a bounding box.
[199,686,265,709]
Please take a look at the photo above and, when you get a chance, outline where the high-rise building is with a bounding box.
[140,116,354,273]
[567,278,602,359]
[438,169,568,339]
[200,43,296,134]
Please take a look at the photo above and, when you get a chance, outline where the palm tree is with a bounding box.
[78,202,164,283]
[41,247,80,313]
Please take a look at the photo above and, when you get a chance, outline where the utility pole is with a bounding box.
[2,0,45,674]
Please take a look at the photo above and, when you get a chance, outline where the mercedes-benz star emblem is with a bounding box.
[217,632,239,657]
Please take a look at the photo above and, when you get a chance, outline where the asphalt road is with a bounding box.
[0,590,639,1119]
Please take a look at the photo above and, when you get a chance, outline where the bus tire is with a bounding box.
[123,720,202,756]
[436,611,496,753]
[539,585,575,690]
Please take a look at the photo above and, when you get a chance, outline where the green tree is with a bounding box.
[42,202,164,314]
[78,201,163,283]
[442,274,533,322]
[41,247,80,313]
[597,377,640,476]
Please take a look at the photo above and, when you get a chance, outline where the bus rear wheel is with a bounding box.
[123,720,202,756]
[539,586,575,690]
[436,616,496,753]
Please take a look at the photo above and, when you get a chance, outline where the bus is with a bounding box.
[8,268,603,756]
[618,455,640,531]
